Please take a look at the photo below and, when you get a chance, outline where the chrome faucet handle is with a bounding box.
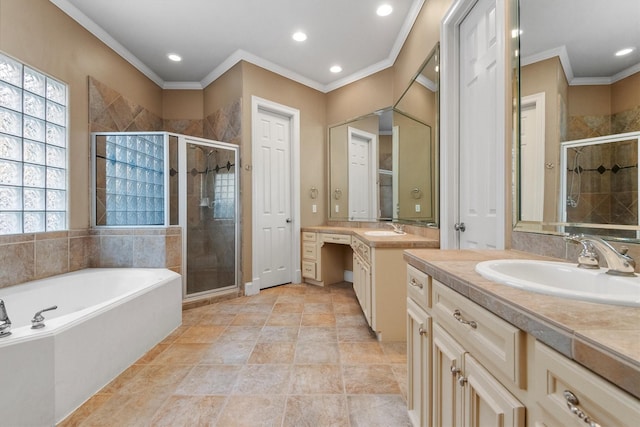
[577,241,600,269]
[31,305,58,329]
[0,299,11,336]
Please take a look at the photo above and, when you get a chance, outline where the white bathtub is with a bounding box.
[0,268,182,426]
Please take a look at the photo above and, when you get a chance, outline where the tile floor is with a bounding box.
[59,282,410,426]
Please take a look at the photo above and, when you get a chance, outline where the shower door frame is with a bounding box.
[177,134,240,301]
[559,131,640,226]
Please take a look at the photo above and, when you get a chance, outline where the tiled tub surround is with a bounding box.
[60,282,411,426]
[403,248,640,400]
[0,227,181,290]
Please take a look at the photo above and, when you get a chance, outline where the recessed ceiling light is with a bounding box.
[377,4,393,17]
[292,31,307,42]
[615,47,635,57]
[167,53,182,62]
[330,65,343,73]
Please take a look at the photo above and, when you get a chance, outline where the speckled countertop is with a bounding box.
[404,249,640,399]
[302,226,439,249]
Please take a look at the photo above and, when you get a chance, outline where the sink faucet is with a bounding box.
[565,234,636,276]
[388,223,405,234]
[0,299,11,337]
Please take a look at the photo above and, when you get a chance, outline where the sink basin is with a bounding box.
[363,230,405,237]
[475,259,640,307]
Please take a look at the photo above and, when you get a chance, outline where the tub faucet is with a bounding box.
[31,305,58,329]
[0,299,11,337]
[388,223,405,234]
[565,234,636,277]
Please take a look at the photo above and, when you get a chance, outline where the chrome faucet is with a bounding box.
[0,299,11,337]
[565,234,636,276]
[31,305,58,329]
[388,223,405,234]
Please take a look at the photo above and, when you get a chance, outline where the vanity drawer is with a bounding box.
[302,242,317,260]
[321,233,351,245]
[302,232,317,242]
[351,237,371,263]
[432,280,525,388]
[302,261,317,279]
[407,264,431,310]
[534,341,640,427]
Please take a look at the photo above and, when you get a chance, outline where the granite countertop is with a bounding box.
[403,249,640,399]
[302,225,439,249]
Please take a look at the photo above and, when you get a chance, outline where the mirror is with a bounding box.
[328,44,439,226]
[515,0,640,241]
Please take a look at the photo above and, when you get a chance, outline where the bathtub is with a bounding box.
[0,268,182,426]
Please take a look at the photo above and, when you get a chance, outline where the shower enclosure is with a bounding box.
[91,132,240,299]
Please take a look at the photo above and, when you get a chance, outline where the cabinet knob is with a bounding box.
[418,327,427,336]
[450,366,461,376]
[458,376,467,387]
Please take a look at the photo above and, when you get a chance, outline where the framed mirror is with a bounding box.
[515,0,640,241]
[328,44,439,226]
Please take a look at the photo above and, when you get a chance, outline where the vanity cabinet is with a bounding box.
[352,241,372,325]
[405,260,640,427]
[301,231,350,286]
[301,232,319,280]
[407,265,432,427]
[533,342,640,427]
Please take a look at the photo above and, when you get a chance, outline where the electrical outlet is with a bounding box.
[312,204,317,213]
[415,204,421,213]
[335,205,339,213]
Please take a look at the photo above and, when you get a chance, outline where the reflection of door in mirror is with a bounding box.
[348,127,378,220]
[520,93,546,221]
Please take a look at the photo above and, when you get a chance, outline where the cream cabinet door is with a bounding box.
[433,324,465,427]
[462,354,525,427]
[407,298,432,427]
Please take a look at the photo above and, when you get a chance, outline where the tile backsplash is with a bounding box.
[0,227,182,290]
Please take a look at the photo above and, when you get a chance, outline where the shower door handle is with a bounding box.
[286,218,292,223]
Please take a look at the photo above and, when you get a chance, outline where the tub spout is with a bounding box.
[31,305,58,329]
[0,299,11,337]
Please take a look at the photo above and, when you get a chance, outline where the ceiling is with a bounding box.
[520,0,640,84]
[50,0,424,92]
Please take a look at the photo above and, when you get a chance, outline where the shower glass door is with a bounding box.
[180,137,239,298]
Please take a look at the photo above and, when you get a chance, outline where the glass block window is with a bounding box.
[213,171,235,219]
[102,134,165,225]
[0,52,67,235]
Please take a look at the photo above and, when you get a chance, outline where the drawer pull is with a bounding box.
[453,309,477,329]
[563,391,602,427]
[410,278,424,289]
[418,327,427,336]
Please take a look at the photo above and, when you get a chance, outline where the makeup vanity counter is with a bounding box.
[300,226,438,341]
[403,249,640,427]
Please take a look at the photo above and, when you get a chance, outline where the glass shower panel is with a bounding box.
[185,141,238,296]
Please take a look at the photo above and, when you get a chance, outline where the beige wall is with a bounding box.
[521,57,568,222]
[203,62,243,118]
[569,72,640,116]
[612,72,640,114]
[163,90,204,119]
[0,0,163,230]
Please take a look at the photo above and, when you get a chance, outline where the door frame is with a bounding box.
[250,96,301,293]
[440,0,507,249]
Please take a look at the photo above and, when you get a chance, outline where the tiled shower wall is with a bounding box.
[0,227,182,290]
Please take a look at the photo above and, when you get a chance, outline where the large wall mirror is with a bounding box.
[515,0,640,241]
[328,44,439,226]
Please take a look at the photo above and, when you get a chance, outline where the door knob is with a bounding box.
[286,218,292,223]
[454,222,466,232]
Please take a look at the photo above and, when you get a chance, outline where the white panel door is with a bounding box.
[255,108,292,289]
[520,93,545,222]
[458,0,503,249]
[348,127,377,220]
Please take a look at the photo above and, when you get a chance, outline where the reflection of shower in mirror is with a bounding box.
[566,147,583,208]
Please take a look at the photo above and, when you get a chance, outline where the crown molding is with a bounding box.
[50,0,425,93]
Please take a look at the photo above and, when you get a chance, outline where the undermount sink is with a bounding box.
[475,259,640,307]
[363,230,405,237]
